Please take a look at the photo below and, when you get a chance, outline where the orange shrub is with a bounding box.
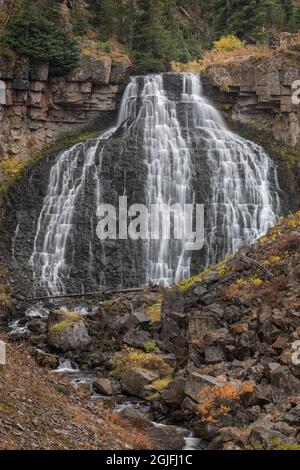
[198,382,254,424]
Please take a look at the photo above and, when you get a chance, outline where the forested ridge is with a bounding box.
[1,0,300,74]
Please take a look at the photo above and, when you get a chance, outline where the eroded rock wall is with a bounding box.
[205,50,300,148]
[0,52,132,173]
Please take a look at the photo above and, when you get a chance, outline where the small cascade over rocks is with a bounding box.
[10,73,282,296]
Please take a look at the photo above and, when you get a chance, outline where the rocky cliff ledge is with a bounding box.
[0,46,132,172]
[204,49,300,150]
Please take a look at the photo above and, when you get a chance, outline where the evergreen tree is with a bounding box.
[282,0,294,22]
[91,0,121,40]
[212,0,299,41]
[4,0,80,75]
[132,0,173,73]
[294,6,300,32]
[212,0,269,43]
[73,5,89,36]
[162,0,189,61]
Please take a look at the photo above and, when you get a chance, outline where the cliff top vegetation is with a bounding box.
[0,1,300,75]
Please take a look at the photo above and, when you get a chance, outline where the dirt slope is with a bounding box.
[0,333,151,450]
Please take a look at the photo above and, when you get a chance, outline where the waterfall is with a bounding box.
[133,75,193,285]
[180,74,280,264]
[30,132,113,296]
[29,73,281,296]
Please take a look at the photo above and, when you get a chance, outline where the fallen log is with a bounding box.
[27,285,160,302]
[240,253,274,280]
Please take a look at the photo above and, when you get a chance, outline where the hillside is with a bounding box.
[0,331,152,450]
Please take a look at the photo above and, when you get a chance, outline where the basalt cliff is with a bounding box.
[0,45,131,171]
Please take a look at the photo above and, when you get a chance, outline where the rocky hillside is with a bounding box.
[2,210,300,450]
[0,331,153,450]
[156,210,300,450]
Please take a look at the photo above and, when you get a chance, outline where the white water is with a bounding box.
[25,304,49,318]
[182,74,280,264]
[54,358,80,374]
[9,319,29,336]
[29,131,114,295]
[29,73,281,295]
[126,75,193,285]
[116,404,202,450]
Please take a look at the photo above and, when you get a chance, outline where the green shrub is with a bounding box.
[97,40,113,54]
[112,347,173,378]
[144,341,156,353]
[179,52,191,64]
[2,156,28,178]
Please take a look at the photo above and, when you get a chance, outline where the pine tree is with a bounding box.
[294,6,300,32]
[282,0,294,22]
[4,0,80,75]
[162,0,188,62]
[91,0,121,40]
[132,0,173,73]
[212,0,271,42]
[212,0,299,41]
[73,5,89,36]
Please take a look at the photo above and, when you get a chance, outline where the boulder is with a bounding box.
[119,406,184,449]
[80,350,103,368]
[147,425,185,450]
[29,334,47,348]
[268,365,300,401]
[121,368,158,398]
[208,427,247,450]
[132,312,151,325]
[204,345,225,364]
[93,378,114,396]
[284,405,300,426]
[247,420,295,449]
[47,310,91,352]
[184,284,208,309]
[161,287,184,318]
[123,329,152,350]
[162,377,186,406]
[185,373,226,404]
[252,384,273,405]
[193,421,219,441]
[27,318,47,334]
[119,406,153,431]
[76,381,92,400]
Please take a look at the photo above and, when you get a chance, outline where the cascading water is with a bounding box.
[181,74,280,265]
[30,136,109,295]
[131,75,193,285]
[28,73,281,296]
